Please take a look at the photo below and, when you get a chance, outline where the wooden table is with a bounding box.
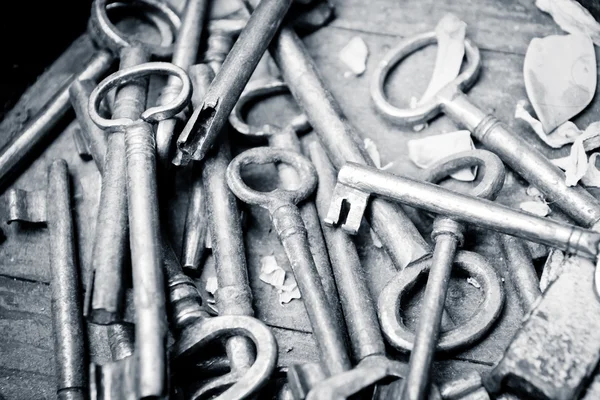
[1,0,598,398]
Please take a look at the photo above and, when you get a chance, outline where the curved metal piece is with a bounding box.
[229,80,311,139]
[422,149,505,200]
[370,31,481,126]
[226,147,318,209]
[89,62,192,130]
[306,355,408,400]
[89,0,181,57]
[378,250,504,353]
[172,315,278,400]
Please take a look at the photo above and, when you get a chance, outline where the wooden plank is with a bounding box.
[328,0,563,55]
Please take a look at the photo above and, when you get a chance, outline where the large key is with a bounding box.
[0,0,182,191]
[226,147,352,379]
[89,60,192,398]
[370,27,600,229]
[229,80,344,330]
[243,0,430,271]
[155,0,209,165]
[305,141,408,400]
[7,160,86,400]
[175,0,294,164]
[164,239,278,399]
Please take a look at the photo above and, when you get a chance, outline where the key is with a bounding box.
[304,141,408,400]
[324,156,600,261]
[229,80,344,331]
[226,147,352,379]
[69,79,108,172]
[499,235,541,313]
[155,0,209,166]
[7,160,86,400]
[243,0,431,271]
[164,239,278,399]
[394,151,506,400]
[175,0,294,164]
[483,257,600,400]
[0,0,183,191]
[89,58,192,398]
[370,26,600,230]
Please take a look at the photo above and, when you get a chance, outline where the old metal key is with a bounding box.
[304,141,408,400]
[370,28,600,229]
[89,61,192,398]
[175,0,294,164]
[226,148,352,379]
[229,80,344,327]
[7,160,86,400]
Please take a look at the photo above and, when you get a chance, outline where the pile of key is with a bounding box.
[2,0,600,399]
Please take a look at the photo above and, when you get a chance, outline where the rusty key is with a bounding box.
[229,80,344,329]
[7,160,86,400]
[175,0,294,164]
[227,147,352,381]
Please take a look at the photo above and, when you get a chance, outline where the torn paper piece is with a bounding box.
[407,130,476,181]
[205,277,218,305]
[526,186,543,199]
[278,281,302,305]
[540,249,566,292]
[515,101,581,148]
[340,36,368,76]
[550,122,600,186]
[364,138,393,170]
[259,255,286,288]
[536,0,600,46]
[467,277,481,289]
[582,153,600,187]
[419,14,467,104]
[519,201,551,217]
[370,228,383,248]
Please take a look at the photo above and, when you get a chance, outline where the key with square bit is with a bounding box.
[175,0,294,164]
[226,147,352,381]
[229,79,344,329]
[7,160,86,400]
[89,59,192,399]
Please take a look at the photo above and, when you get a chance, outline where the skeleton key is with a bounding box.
[175,0,294,165]
[229,80,344,329]
[164,239,278,399]
[7,160,86,400]
[83,0,181,325]
[242,0,430,272]
[155,0,209,166]
[89,60,192,398]
[393,151,505,400]
[226,148,352,380]
[304,141,408,400]
[0,0,182,190]
[370,27,600,230]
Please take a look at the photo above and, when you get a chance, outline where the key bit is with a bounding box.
[324,183,370,235]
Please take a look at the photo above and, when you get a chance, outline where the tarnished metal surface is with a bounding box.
[5,188,47,223]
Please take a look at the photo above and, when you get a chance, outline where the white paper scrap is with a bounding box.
[536,0,600,46]
[259,255,286,288]
[519,200,551,217]
[340,36,369,76]
[515,101,581,148]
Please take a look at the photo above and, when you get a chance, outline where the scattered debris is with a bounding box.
[523,34,596,133]
[205,277,218,305]
[370,229,383,248]
[339,36,369,76]
[515,101,581,148]
[467,277,481,289]
[278,281,302,305]
[539,249,566,292]
[407,130,476,181]
[551,123,600,186]
[519,200,551,217]
[364,138,393,170]
[526,185,543,199]
[259,255,302,304]
[536,0,600,46]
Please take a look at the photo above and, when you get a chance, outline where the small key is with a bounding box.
[155,0,209,166]
[243,0,430,271]
[305,141,408,400]
[175,0,294,164]
[229,79,344,333]
[370,25,600,229]
[226,147,352,379]
[164,238,278,399]
[7,160,86,400]
[89,57,192,398]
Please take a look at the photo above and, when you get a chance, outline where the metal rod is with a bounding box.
[176,0,293,163]
[334,162,600,259]
[0,50,113,191]
[47,159,86,400]
[258,19,430,270]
